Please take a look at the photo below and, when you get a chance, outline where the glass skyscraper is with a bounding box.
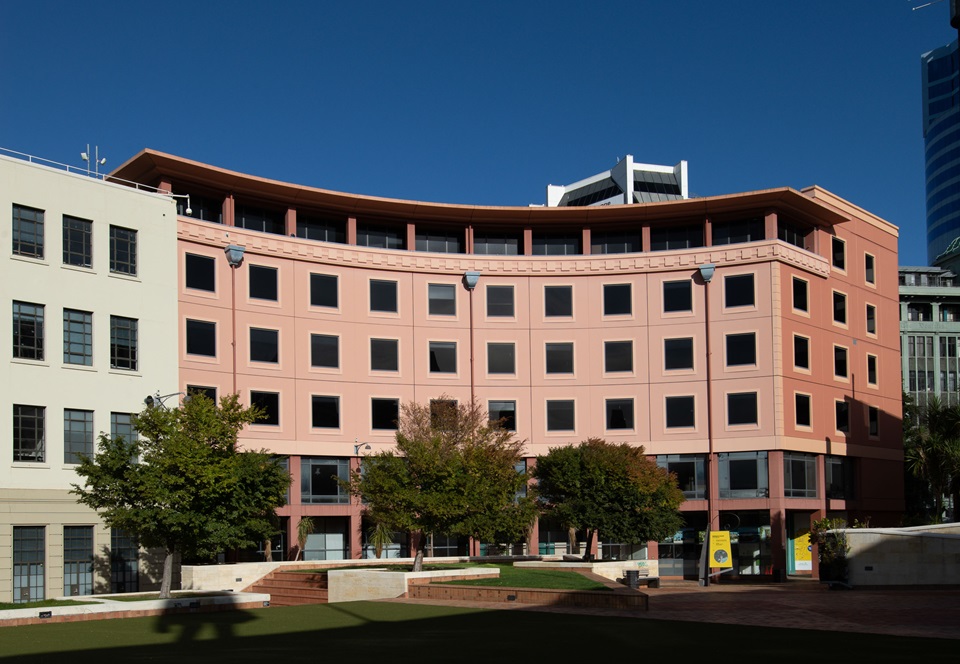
[923,40,960,264]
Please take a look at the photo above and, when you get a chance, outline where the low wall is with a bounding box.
[327,567,498,603]
[514,559,658,581]
[409,584,648,610]
[846,523,960,587]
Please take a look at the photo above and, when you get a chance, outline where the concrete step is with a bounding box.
[248,570,330,606]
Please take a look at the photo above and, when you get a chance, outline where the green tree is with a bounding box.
[904,395,960,523]
[534,438,684,561]
[349,399,537,571]
[72,393,291,598]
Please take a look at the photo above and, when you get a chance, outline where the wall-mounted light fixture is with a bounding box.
[698,263,716,284]
[144,391,188,409]
[354,443,372,456]
[225,245,246,268]
[463,271,481,290]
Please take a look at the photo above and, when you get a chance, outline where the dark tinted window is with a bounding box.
[185,254,215,292]
[834,346,848,378]
[835,400,849,432]
[370,280,398,313]
[727,392,758,426]
[545,343,574,374]
[250,328,279,363]
[429,341,456,373]
[187,385,217,403]
[532,233,580,255]
[371,398,399,429]
[650,224,703,251]
[249,265,278,301]
[544,286,572,316]
[311,334,339,368]
[666,396,695,428]
[603,284,631,316]
[792,277,808,312]
[664,338,693,370]
[794,336,810,370]
[486,286,515,317]
[186,319,216,356]
[546,400,575,431]
[712,218,764,245]
[726,333,756,366]
[487,343,516,374]
[663,280,692,313]
[488,400,516,431]
[312,396,340,428]
[371,338,398,371]
[604,341,633,373]
[831,237,845,270]
[606,399,634,429]
[428,284,456,316]
[724,274,755,308]
[310,274,338,308]
[833,291,847,324]
[795,394,811,427]
[251,391,280,425]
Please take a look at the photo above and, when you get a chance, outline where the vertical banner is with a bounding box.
[794,528,812,571]
[708,530,733,568]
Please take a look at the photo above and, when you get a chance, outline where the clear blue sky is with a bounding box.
[1,1,956,266]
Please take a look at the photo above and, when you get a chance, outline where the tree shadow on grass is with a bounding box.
[1,602,954,663]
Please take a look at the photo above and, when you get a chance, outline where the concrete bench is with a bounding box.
[622,568,660,589]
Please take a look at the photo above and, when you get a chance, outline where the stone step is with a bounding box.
[248,570,330,606]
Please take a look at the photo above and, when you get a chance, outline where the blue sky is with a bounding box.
[1,1,956,265]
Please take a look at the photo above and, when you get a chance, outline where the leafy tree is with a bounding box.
[72,393,291,598]
[904,395,960,523]
[534,438,684,561]
[349,399,537,571]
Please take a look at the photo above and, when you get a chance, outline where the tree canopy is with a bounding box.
[904,395,960,523]
[72,393,291,597]
[534,438,684,560]
[349,399,537,570]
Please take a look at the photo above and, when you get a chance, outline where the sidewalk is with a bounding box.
[388,578,960,640]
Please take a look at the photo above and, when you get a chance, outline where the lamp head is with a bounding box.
[144,395,155,408]
[463,271,481,290]
[698,263,716,284]
[224,244,246,268]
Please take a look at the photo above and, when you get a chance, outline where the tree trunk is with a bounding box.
[159,547,176,599]
[582,528,595,562]
[264,539,273,562]
[412,534,426,572]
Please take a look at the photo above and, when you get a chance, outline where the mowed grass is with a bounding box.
[0,599,97,611]
[0,601,952,663]
[435,563,611,591]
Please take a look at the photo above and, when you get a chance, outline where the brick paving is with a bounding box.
[387,577,960,640]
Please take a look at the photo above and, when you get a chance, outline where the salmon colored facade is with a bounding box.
[114,150,903,579]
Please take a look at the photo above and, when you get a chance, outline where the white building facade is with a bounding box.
[0,153,179,603]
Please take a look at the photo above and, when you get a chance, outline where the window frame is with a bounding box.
[62,215,93,268]
[311,395,341,429]
[545,342,575,375]
[370,338,399,372]
[544,285,573,317]
[250,391,280,426]
[488,400,517,431]
[665,395,696,429]
[603,340,633,373]
[12,204,44,259]
[13,404,45,463]
[867,354,878,387]
[605,398,635,430]
[371,398,400,430]
[248,264,279,302]
[795,392,812,429]
[370,279,399,313]
[866,303,877,336]
[726,392,759,427]
[835,399,850,434]
[110,315,138,371]
[792,276,809,314]
[864,252,876,285]
[663,337,694,371]
[723,273,756,309]
[486,285,515,317]
[487,342,516,375]
[832,290,847,326]
[831,236,846,271]
[545,399,575,432]
[13,301,44,361]
[109,225,137,276]
[603,283,632,316]
[662,280,693,314]
[185,319,217,357]
[310,273,339,308]
[428,340,457,374]
[428,283,457,316]
[725,332,757,368]
[63,408,93,464]
[249,327,279,364]
[185,253,216,292]
[793,334,810,372]
[310,333,339,369]
[63,308,93,366]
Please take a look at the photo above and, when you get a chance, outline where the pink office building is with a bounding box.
[114,150,903,579]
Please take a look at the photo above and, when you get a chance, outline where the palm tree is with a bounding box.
[296,516,314,560]
[905,396,960,523]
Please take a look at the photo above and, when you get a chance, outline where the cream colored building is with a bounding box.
[0,153,178,603]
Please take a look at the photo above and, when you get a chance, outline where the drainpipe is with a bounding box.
[463,271,481,404]
[698,263,716,586]
[225,245,246,395]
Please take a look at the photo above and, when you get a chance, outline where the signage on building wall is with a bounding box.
[708,531,733,568]
[794,528,812,571]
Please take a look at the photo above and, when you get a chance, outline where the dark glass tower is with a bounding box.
[923,40,960,264]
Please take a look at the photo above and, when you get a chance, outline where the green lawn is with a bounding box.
[436,563,611,591]
[0,602,951,663]
[0,599,97,611]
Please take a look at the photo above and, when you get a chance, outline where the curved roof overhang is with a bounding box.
[111,149,849,229]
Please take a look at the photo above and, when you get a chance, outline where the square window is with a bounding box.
[250,328,279,363]
[311,334,339,368]
[185,253,216,291]
[13,301,44,360]
[311,396,340,429]
[249,265,278,301]
[664,337,694,371]
[110,316,138,371]
[371,398,399,430]
[371,338,398,371]
[186,386,217,403]
[486,285,515,317]
[64,409,93,464]
[603,284,631,316]
[251,391,280,425]
[835,400,849,433]
[832,237,846,270]
[865,254,876,285]
[186,319,216,357]
[370,280,398,313]
[868,406,879,436]
[719,451,768,498]
[724,274,755,308]
[13,404,44,462]
[604,340,633,373]
[727,392,758,426]
[794,335,810,370]
[428,284,456,316]
[487,342,516,374]
[606,399,634,430]
[833,291,847,325]
[784,453,818,498]
[110,411,137,442]
[13,204,44,258]
[663,280,692,313]
[301,457,350,505]
[546,400,575,431]
[310,273,338,308]
[867,355,878,386]
[109,226,137,276]
[63,216,92,268]
[544,286,573,317]
[488,400,516,431]
[726,332,756,367]
[545,342,574,374]
[834,345,848,378]
[665,396,695,428]
[795,393,811,428]
[63,309,93,366]
[866,304,877,335]
[429,341,457,373]
[792,277,808,313]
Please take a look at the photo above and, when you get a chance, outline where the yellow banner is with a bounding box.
[794,528,812,571]
[708,531,733,568]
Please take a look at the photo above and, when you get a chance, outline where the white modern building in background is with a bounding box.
[546,156,688,207]
[0,153,179,603]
